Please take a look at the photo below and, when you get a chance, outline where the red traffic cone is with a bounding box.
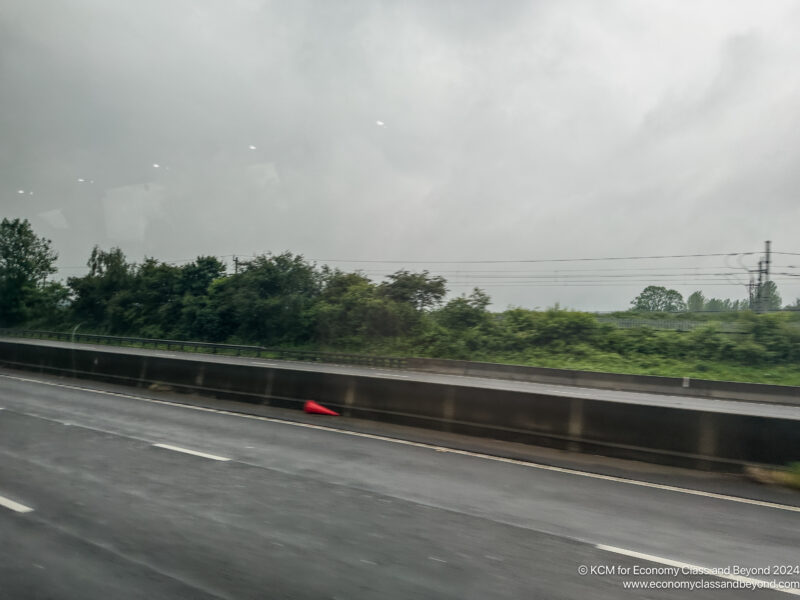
[303,400,339,416]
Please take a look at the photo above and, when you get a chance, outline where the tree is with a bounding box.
[207,252,322,344]
[754,281,782,312]
[437,288,491,330]
[312,271,419,343]
[631,286,686,312]
[686,291,706,312]
[0,218,58,326]
[68,246,134,327]
[704,297,747,312]
[379,270,447,311]
[179,256,226,297]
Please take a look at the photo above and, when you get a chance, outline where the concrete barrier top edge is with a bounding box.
[3,338,800,421]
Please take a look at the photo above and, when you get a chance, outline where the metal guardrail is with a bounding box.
[0,329,408,369]
[596,318,745,333]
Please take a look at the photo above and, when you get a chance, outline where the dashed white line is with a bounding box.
[597,544,800,596]
[152,443,230,462]
[0,495,33,513]
[2,373,800,514]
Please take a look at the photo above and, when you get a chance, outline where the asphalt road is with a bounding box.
[0,369,798,599]
[5,337,800,419]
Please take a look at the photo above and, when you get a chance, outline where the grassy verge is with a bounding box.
[352,340,800,386]
[498,352,800,387]
[745,463,800,490]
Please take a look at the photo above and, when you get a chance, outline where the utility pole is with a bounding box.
[763,240,772,312]
[764,239,771,288]
[751,240,772,313]
[234,256,239,275]
[756,259,764,313]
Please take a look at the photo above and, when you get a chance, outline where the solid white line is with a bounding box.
[0,494,34,513]
[2,373,800,513]
[597,544,800,596]
[152,443,230,462]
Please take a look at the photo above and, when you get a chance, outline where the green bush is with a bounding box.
[730,339,770,365]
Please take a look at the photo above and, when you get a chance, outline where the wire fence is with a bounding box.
[0,329,408,369]
[595,318,745,333]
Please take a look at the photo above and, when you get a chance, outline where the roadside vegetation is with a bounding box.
[2,218,800,386]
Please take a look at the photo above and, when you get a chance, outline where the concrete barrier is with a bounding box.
[1,340,798,471]
[5,330,799,405]
[406,358,800,405]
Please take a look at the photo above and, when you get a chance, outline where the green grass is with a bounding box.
[344,342,800,386]
[509,353,800,386]
[788,463,800,489]
[285,338,800,386]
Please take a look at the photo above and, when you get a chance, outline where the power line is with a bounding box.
[445,282,781,288]
[356,265,764,275]
[310,251,758,265]
[446,279,800,285]
[380,271,758,279]
[446,280,798,286]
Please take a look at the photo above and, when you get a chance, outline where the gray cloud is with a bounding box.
[2,0,799,309]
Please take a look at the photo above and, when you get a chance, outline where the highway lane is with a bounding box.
[5,336,800,418]
[0,371,798,598]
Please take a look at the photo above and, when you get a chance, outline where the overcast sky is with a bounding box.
[2,0,800,310]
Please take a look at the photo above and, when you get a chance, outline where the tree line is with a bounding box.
[630,285,784,313]
[2,218,800,374]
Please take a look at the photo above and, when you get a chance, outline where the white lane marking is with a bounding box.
[597,544,800,596]
[2,373,800,514]
[153,353,177,358]
[428,556,447,563]
[0,494,34,513]
[151,443,230,462]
